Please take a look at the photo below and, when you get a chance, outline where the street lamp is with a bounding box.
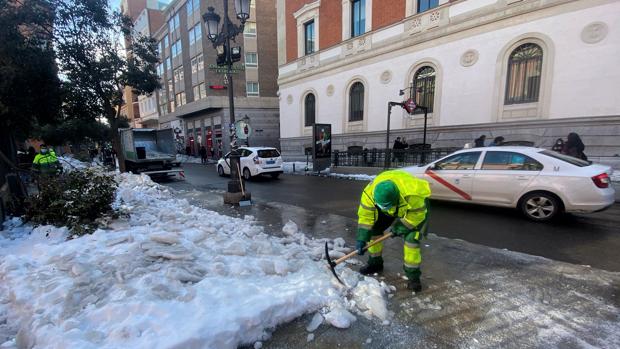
[203,0,252,205]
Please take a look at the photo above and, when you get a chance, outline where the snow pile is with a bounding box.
[282,161,312,173]
[328,173,376,181]
[58,155,89,171]
[176,154,204,164]
[0,174,392,348]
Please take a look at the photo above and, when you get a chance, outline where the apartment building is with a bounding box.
[276,0,620,161]
[120,0,168,128]
[154,0,280,156]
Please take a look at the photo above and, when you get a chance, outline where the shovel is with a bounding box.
[236,163,252,206]
[325,232,393,285]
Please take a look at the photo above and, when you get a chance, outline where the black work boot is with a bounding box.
[359,256,383,275]
[407,277,422,292]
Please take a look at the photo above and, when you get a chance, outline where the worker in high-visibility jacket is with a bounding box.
[32,144,60,175]
[356,170,431,292]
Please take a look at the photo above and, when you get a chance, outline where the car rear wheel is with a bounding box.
[217,165,225,177]
[519,192,561,222]
[243,168,252,180]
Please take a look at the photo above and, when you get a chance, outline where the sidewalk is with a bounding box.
[175,186,620,348]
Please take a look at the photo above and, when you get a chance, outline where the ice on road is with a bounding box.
[0,173,391,349]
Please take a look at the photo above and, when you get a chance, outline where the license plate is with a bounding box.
[266,160,275,165]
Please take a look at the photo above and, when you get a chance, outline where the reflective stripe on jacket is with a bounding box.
[357,170,431,241]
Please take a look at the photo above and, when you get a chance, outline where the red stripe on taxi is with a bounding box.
[425,169,472,201]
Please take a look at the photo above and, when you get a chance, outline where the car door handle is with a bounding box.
[461,174,472,178]
[516,175,529,180]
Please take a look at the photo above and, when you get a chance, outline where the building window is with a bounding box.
[304,20,315,55]
[351,0,366,38]
[189,24,202,45]
[165,57,172,71]
[186,0,198,15]
[349,82,364,121]
[304,93,316,127]
[505,43,543,105]
[417,0,439,13]
[170,101,175,112]
[244,22,257,36]
[413,66,435,114]
[175,92,186,106]
[246,82,259,96]
[173,67,184,83]
[190,54,204,74]
[163,36,169,49]
[193,83,207,100]
[245,52,258,67]
[171,40,182,58]
[168,13,179,32]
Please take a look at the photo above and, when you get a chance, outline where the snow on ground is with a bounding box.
[58,155,89,171]
[282,161,312,173]
[176,154,205,164]
[0,173,392,349]
[282,162,376,181]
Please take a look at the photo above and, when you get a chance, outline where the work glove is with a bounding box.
[391,221,411,237]
[356,240,366,256]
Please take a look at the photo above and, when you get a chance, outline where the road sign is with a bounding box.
[235,120,252,140]
[403,98,417,114]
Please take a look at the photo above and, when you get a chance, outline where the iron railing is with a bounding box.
[332,147,460,168]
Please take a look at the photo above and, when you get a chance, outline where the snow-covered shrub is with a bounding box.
[24,168,117,235]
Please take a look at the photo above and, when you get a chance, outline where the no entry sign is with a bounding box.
[403,98,417,114]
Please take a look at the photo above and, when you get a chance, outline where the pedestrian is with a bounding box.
[399,137,409,163]
[27,146,36,163]
[562,132,587,161]
[356,170,431,292]
[185,145,191,157]
[392,137,402,162]
[199,145,208,164]
[32,144,61,176]
[551,138,564,152]
[489,136,504,147]
[474,135,486,147]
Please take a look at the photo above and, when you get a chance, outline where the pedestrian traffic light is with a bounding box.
[216,45,226,66]
[231,46,241,62]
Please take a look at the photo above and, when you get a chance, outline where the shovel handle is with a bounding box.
[333,232,393,266]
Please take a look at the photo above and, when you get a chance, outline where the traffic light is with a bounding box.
[231,46,241,62]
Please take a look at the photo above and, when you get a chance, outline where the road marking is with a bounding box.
[425,169,472,201]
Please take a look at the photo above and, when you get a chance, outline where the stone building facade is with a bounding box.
[276,0,620,163]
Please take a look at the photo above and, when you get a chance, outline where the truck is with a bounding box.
[120,128,184,179]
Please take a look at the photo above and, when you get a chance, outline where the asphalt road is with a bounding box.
[166,163,620,272]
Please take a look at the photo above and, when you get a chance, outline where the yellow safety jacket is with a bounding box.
[357,170,431,242]
[33,151,60,174]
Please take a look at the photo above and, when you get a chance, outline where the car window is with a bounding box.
[539,150,590,167]
[257,149,280,158]
[434,152,481,170]
[482,151,543,171]
[240,149,252,157]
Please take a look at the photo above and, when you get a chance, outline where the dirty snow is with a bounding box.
[176,154,204,164]
[0,173,392,349]
[58,155,89,171]
[282,162,375,181]
[282,161,312,173]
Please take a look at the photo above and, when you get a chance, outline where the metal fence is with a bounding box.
[332,148,460,168]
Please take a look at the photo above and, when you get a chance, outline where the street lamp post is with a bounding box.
[203,0,251,204]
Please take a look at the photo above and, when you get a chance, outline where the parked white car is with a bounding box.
[217,147,283,180]
[404,147,615,221]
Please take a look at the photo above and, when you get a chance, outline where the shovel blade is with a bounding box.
[325,242,344,285]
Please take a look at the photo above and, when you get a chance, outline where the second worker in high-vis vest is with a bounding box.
[356,170,431,292]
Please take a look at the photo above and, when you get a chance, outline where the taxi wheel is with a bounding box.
[243,168,252,180]
[217,165,225,177]
[519,192,561,222]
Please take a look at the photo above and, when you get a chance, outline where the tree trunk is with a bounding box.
[109,117,126,173]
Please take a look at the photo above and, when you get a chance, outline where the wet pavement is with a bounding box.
[163,177,620,349]
[167,164,620,272]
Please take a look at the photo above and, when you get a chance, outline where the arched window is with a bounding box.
[349,82,364,121]
[413,66,435,114]
[505,43,543,105]
[304,93,315,127]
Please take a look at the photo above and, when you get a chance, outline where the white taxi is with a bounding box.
[404,147,615,221]
[217,147,283,180]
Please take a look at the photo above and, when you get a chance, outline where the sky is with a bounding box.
[109,0,121,11]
